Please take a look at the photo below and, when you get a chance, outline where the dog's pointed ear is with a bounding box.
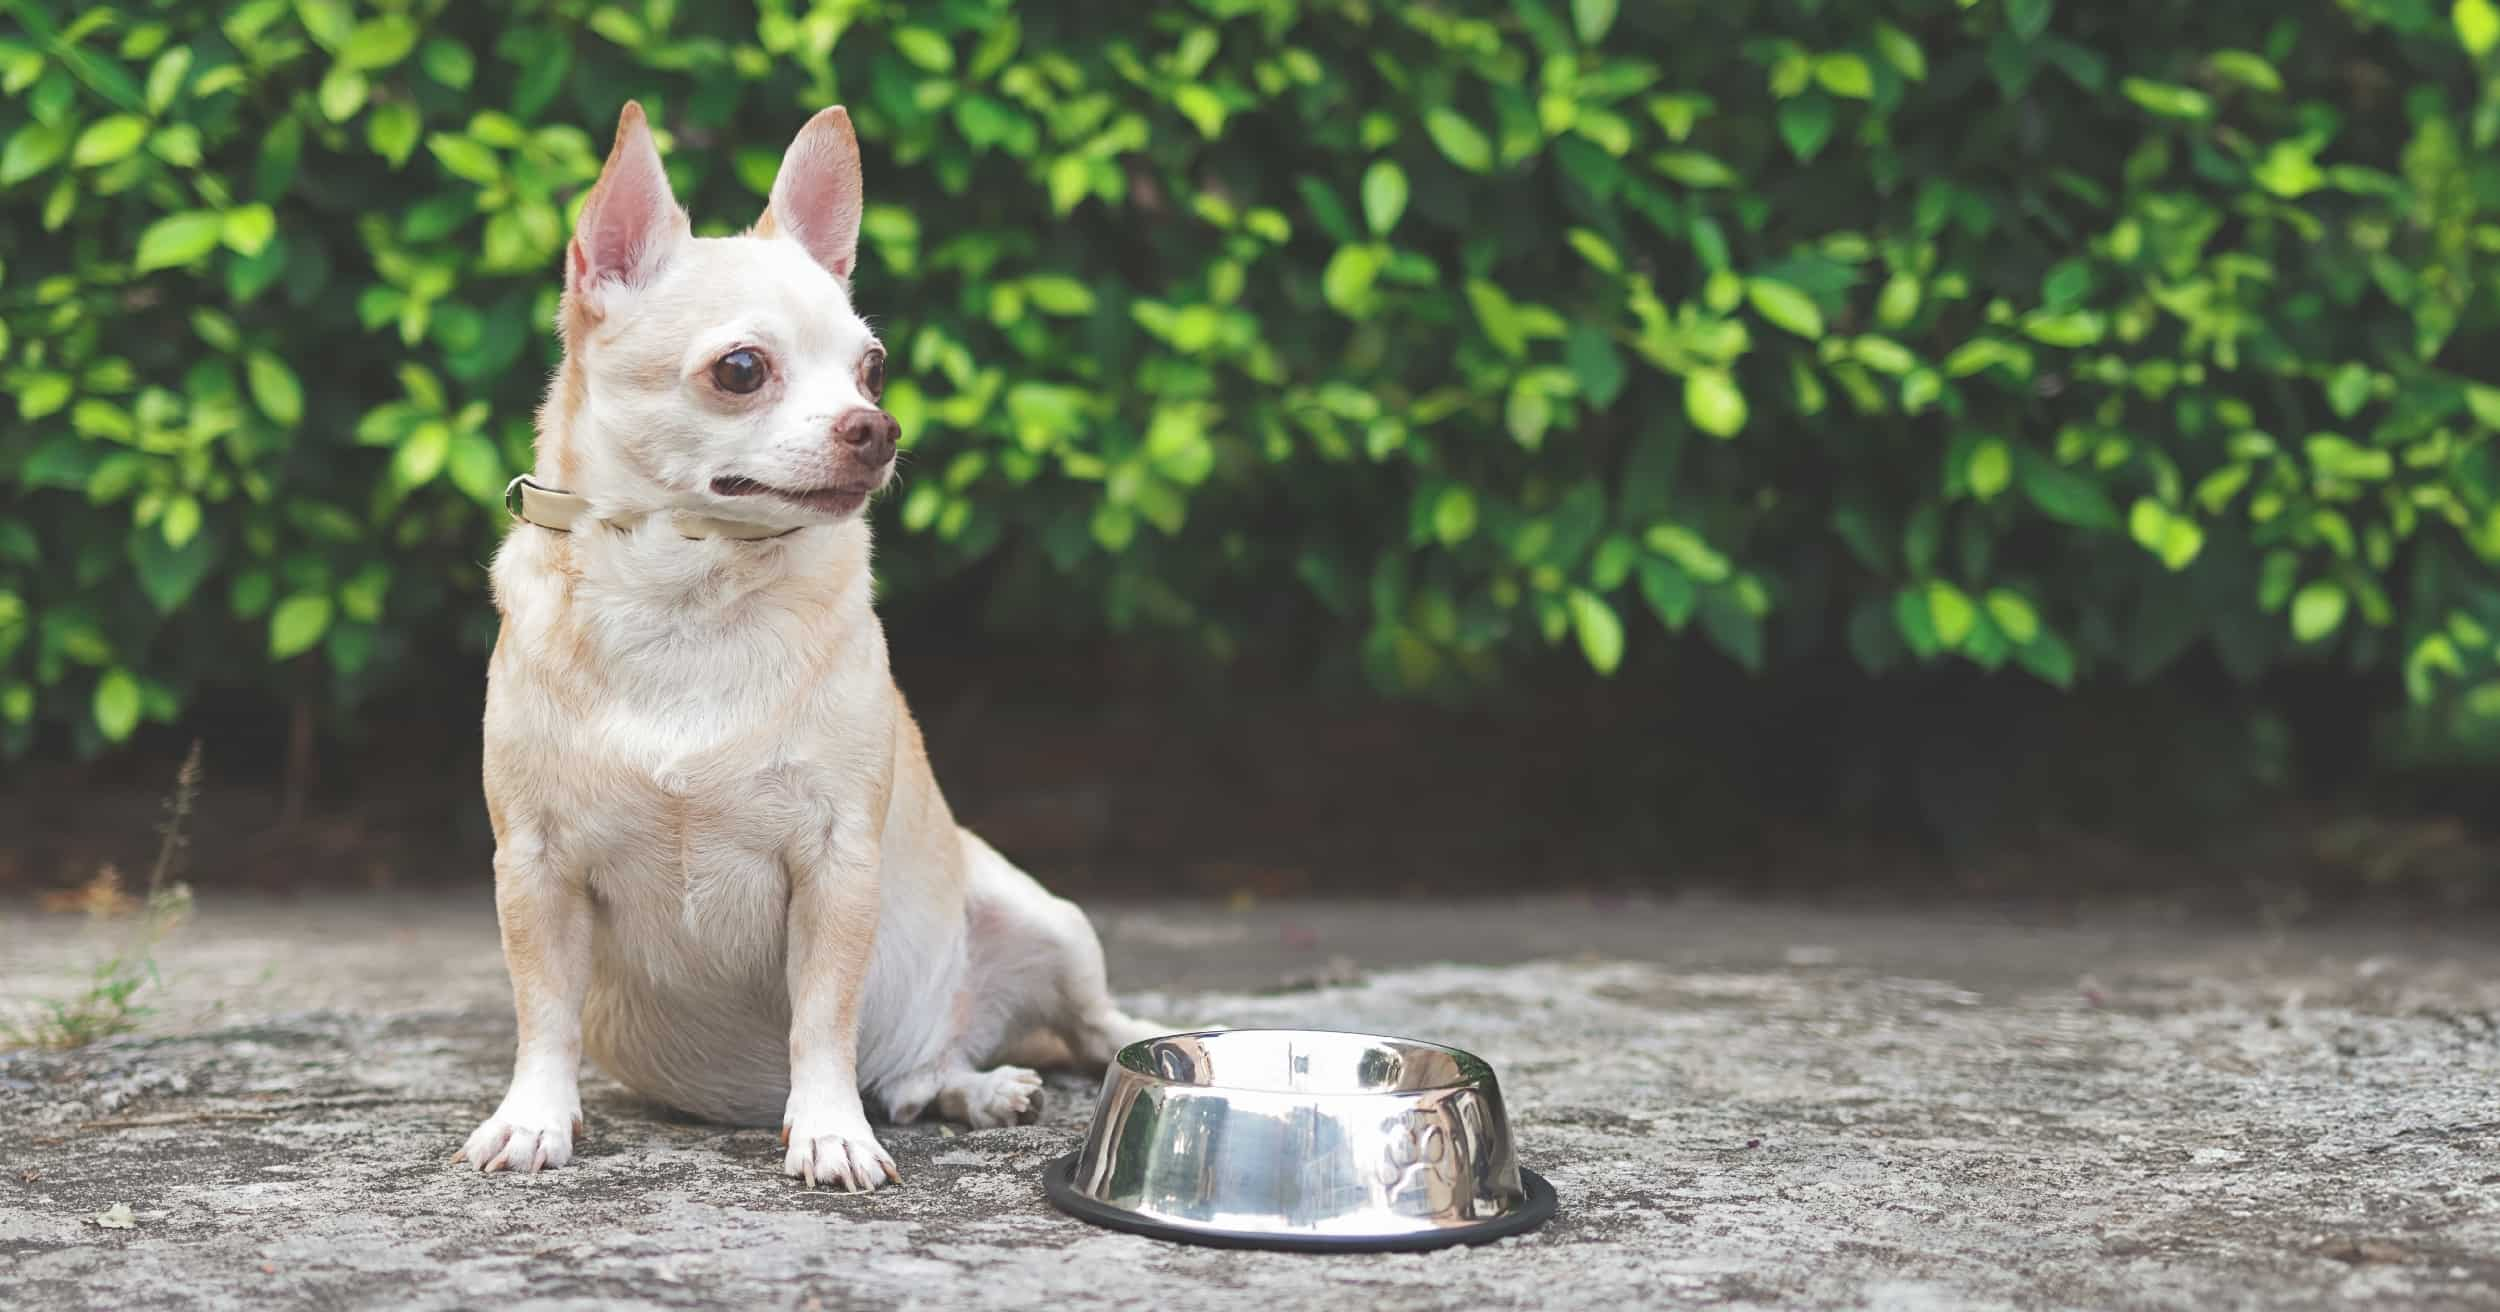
[567,102,688,298]
[757,106,863,282]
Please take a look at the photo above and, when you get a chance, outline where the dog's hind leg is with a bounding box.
[966,832,1170,1065]
[880,831,1165,1130]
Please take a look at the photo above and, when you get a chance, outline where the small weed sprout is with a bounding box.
[4,743,201,1050]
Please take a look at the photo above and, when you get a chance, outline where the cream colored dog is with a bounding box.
[456,103,1161,1191]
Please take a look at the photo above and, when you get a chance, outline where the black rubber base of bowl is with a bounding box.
[1041,1154,1558,1253]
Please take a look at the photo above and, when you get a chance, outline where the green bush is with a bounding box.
[3,0,2500,757]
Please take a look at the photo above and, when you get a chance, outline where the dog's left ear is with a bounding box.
[757,106,863,282]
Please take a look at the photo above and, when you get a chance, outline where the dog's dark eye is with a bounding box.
[858,348,885,402]
[711,349,770,395]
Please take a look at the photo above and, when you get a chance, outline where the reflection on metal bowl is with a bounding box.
[1043,1029,1558,1251]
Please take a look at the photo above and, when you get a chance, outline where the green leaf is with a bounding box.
[1685,368,1747,439]
[2306,433,2392,481]
[1814,54,1875,99]
[2019,459,2120,530]
[1572,0,1618,44]
[161,495,202,548]
[341,16,420,70]
[394,421,450,488]
[1745,279,1824,339]
[1172,84,1226,139]
[134,210,225,272]
[1927,582,1977,649]
[1565,228,1620,273]
[1505,380,1553,449]
[247,351,304,426]
[1637,560,1697,630]
[2021,311,2105,348]
[2121,77,2212,120]
[2007,0,2055,41]
[1566,322,1628,409]
[2291,582,2348,643]
[421,38,475,89]
[222,204,276,257]
[1361,161,1408,235]
[1699,589,1765,671]
[2466,386,2500,431]
[1322,244,1384,315]
[1653,150,1737,188]
[1,122,71,185]
[426,134,499,185]
[2128,499,2206,570]
[1432,486,1478,546]
[318,65,368,121]
[2015,631,2077,688]
[269,594,334,660]
[1646,524,1731,582]
[146,49,193,114]
[2252,142,2324,198]
[72,115,148,168]
[93,669,141,742]
[368,102,421,166]
[1967,439,2013,501]
[892,27,955,73]
[1985,589,2040,644]
[448,432,504,504]
[1022,275,1097,316]
[1874,24,1928,82]
[1777,95,1835,161]
[2460,0,2500,57]
[1568,590,1625,675]
[131,525,216,612]
[2207,50,2283,93]
[1465,279,1527,356]
[1423,107,1494,172]
[19,373,73,420]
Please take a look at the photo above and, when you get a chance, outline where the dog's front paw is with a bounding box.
[780,1113,899,1192]
[455,1097,581,1174]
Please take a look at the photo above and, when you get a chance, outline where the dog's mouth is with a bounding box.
[710,475,877,516]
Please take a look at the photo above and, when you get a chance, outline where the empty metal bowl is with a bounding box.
[1043,1029,1557,1251]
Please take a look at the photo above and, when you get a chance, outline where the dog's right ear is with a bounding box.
[567,102,688,302]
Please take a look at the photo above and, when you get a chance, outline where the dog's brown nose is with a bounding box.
[833,409,898,465]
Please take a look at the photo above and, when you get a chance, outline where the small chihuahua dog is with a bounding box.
[457,104,1161,1190]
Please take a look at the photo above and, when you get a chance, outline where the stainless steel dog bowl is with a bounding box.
[1043,1029,1556,1251]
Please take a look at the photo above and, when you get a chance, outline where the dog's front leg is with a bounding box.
[459,833,590,1173]
[779,813,899,1191]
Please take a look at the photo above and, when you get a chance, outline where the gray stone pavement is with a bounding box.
[2,892,2497,1310]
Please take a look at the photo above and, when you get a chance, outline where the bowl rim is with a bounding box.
[1110,1027,1498,1096]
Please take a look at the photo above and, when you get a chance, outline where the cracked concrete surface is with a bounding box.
[3,894,2497,1310]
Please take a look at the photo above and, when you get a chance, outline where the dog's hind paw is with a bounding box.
[941,1065,1044,1130]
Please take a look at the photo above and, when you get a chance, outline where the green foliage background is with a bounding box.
[3,0,2500,758]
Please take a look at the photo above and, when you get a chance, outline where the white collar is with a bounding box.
[503,476,799,542]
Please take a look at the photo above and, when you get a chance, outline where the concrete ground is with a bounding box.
[2,892,2497,1311]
